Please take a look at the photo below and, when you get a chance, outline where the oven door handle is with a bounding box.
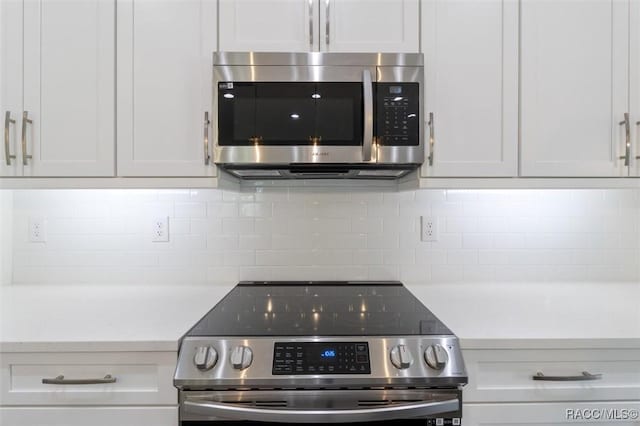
[183,397,459,423]
[362,68,374,163]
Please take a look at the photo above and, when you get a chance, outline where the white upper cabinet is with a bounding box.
[420,0,518,177]
[218,0,316,52]
[117,0,217,177]
[0,0,22,177]
[320,0,419,53]
[632,0,640,177]
[2,0,115,177]
[218,0,419,53]
[520,0,630,177]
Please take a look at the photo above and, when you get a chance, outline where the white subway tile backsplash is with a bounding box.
[175,202,207,218]
[6,188,640,284]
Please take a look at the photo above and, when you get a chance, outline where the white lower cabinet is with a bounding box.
[462,347,640,425]
[0,406,178,426]
[464,402,640,425]
[0,351,177,426]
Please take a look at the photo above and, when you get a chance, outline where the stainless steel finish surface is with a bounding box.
[175,336,466,389]
[620,112,631,166]
[427,112,435,166]
[216,146,367,166]
[325,0,330,47]
[308,0,314,49]
[4,111,16,166]
[203,112,210,165]
[424,344,449,370]
[389,344,413,369]
[224,168,413,180]
[42,374,116,385]
[214,65,373,83]
[362,69,374,162]
[533,371,602,382]
[213,52,424,67]
[21,111,33,166]
[194,346,217,371]
[182,390,459,423]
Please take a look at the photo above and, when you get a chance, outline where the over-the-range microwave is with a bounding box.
[212,52,424,179]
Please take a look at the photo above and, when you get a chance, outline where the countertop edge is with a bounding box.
[4,338,640,354]
[0,340,181,353]
[459,337,640,350]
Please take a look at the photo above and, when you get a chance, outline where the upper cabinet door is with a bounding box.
[632,0,640,176]
[0,0,23,177]
[520,0,630,177]
[218,0,317,52]
[117,0,217,177]
[320,0,419,52]
[22,0,115,177]
[420,0,518,177]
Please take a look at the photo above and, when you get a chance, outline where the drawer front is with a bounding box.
[0,351,177,406]
[464,402,640,425]
[0,406,178,426]
[463,348,640,403]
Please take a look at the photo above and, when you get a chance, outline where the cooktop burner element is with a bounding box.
[175,281,467,424]
[186,281,452,337]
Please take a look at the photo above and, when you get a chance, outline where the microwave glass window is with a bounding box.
[218,82,362,146]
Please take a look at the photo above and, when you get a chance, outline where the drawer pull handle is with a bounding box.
[533,371,602,382]
[42,374,116,385]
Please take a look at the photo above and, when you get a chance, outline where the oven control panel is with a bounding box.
[273,342,371,375]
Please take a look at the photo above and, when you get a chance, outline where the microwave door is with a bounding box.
[214,67,376,165]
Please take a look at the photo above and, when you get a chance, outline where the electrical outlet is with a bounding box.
[421,216,438,242]
[152,217,170,242]
[29,217,47,242]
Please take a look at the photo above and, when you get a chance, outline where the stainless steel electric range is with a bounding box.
[174,281,468,425]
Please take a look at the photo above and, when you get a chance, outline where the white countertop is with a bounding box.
[405,282,640,349]
[1,282,639,352]
[0,284,234,352]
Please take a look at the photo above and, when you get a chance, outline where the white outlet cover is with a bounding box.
[29,217,47,243]
[420,216,438,242]
[152,217,170,242]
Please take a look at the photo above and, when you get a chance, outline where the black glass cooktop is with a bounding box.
[186,281,452,337]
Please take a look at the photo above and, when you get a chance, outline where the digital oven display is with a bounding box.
[273,342,370,375]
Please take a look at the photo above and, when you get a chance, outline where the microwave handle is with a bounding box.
[362,69,374,162]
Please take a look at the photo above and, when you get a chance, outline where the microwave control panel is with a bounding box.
[376,83,420,146]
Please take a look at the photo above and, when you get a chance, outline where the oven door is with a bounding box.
[213,66,376,166]
[180,389,461,424]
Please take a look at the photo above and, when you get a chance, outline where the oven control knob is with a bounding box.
[390,344,413,369]
[230,345,253,370]
[193,346,218,371]
[424,344,449,370]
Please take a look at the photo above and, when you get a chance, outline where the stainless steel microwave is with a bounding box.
[213,52,424,179]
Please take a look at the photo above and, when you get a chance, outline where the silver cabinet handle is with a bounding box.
[4,111,16,166]
[184,397,459,423]
[428,112,435,166]
[42,374,116,385]
[533,371,602,382]
[362,69,374,162]
[204,112,211,165]
[325,0,330,47]
[619,112,630,166]
[636,120,640,160]
[308,0,314,49]
[21,111,33,166]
